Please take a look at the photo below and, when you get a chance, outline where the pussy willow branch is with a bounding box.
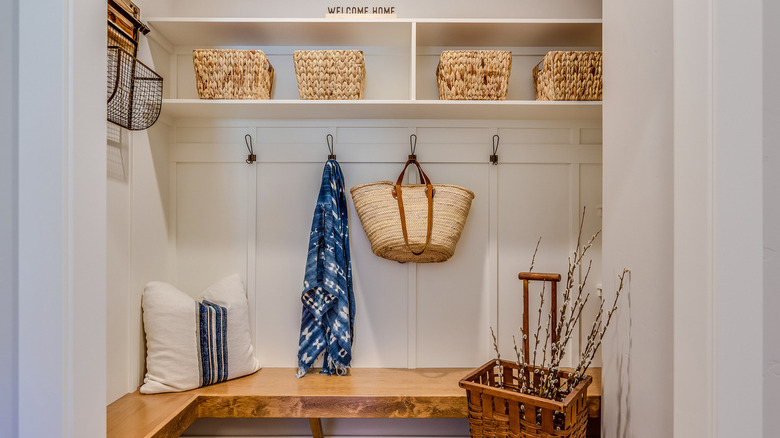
[538,308,554,397]
[513,334,528,392]
[550,212,599,373]
[487,210,627,403]
[490,326,503,387]
[572,269,629,388]
[529,237,542,272]
[531,281,546,369]
[553,259,594,367]
[542,208,602,400]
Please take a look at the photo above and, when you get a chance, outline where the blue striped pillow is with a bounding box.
[198,300,229,386]
[141,275,260,394]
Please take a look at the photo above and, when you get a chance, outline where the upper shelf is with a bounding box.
[415,20,601,47]
[161,99,602,121]
[147,18,413,47]
[147,18,603,122]
[146,18,601,48]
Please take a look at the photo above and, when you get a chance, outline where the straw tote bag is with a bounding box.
[350,159,475,263]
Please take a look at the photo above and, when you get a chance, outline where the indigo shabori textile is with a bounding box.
[297,159,355,377]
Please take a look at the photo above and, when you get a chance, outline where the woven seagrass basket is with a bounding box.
[293,50,366,99]
[460,360,592,438]
[436,50,512,100]
[533,51,602,101]
[193,49,274,99]
[350,178,474,263]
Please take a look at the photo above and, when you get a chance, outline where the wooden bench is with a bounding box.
[107,367,601,438]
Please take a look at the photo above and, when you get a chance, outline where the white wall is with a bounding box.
[105,1,175,405]
[711,1,764,435]
[673,0,764,436]
[168,0,600,19]
[0,0,18,436]
[166,120,602,373]
[765,0,780,435]
[16,0,106,436]
[104,5,607,438]
[175,119,601,437]
[107,121,174,403]
[106,35,173,402]
[135,0,172,16]
[602,1,674,437]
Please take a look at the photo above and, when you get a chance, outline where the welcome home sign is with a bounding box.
[326,5,397,17]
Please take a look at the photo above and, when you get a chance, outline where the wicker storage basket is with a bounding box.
[436,50,512,100]
[533,51,602,101]
[350,159,474,263]
[293,50,366,100]
[193,49,274,99]
[460,360,592,438]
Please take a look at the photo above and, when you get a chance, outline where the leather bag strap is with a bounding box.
[394,158,431,186]
[392,159,434,256]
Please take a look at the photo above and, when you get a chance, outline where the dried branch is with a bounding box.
[531,282,546,369]
[571,269,629,388]
[513,334,528,392]
[490,326,503,387]
[529,237,542,272]
[486,210,627,403]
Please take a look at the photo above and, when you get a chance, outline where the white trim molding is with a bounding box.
[674,0,764,436]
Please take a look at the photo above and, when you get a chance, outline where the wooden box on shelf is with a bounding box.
[460,360,592,438]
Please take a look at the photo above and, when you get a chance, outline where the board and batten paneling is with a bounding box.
[578,162,603,367]
[106,124,132,403]
[413,127,493,367]
[174,162,250,295]
[169,120,601,370]
[495,128,602,368]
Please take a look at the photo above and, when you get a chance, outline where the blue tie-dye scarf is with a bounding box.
[297,159,354,377]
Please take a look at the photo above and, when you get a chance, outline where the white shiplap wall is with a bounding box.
[166,119,602,372]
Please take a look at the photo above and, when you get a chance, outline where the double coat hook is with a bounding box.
[409,134,417,160]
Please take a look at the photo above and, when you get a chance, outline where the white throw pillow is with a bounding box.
[140,274,260,394]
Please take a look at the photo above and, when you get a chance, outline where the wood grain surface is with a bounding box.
[107,367,602,438]
[106,392,198,438]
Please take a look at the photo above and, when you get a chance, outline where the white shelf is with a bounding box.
[146,17,601,49]
[161,99,602,121]
[147,18,413,47]
[147,18,603,122]
[415,19,601,47]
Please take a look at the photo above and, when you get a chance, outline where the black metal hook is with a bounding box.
[245,134,256,164]
[327,134,336,160]
[409,134,417,160]
[490,134,500,165]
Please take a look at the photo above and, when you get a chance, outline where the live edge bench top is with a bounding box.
[107,367,602,438]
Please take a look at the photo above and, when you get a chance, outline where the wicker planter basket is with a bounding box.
[436,50,512,100]
[293,50,366,100]
[460,360,592,438]
[193,49,274,99]
[533,51,602,101]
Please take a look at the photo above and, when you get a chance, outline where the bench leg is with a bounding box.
[309,418,324,438]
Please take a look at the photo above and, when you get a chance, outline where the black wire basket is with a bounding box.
[107,46,162,130]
